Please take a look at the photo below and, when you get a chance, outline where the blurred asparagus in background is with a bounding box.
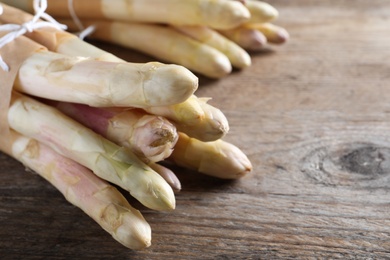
[1,0,289,78]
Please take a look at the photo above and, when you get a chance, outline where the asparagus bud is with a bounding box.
[219,27,268,51]
[149,162,182,192]
[170,132,252,179]
[143,95,229,142]
[245,23,290,45]
[52,102,178,163]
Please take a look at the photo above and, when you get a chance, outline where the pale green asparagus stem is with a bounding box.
[8,92,175,211]
[14,49,198,107]
[53,102,178,163]
[2,0,250,30]
[174,25,251,69]
[143,95,229,142]
[2,130,151,250]
[170,132,252,179]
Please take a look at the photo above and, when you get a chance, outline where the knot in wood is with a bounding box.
[300,143,390,189]
[339,146,390,176]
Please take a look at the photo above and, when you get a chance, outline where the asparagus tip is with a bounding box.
[113,211,152,250]
[274,27,290,44]
[144,63,198,106]
[206,54,232,78]
[247,31,268,51]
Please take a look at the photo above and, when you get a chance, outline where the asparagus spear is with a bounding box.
[0,3,232,78]
[1,130,151,250]
[2,0,250,30]
[170,132,252,179]
[245,23,290,45]
[8,92,176,211]
[244,0,279,24]
[174,25,251,69]
[143,95,229,142]
[60,19,232,79]
[149,162,181,192]
[218,27,268,51]
[51,101,178,163]
[48,101,182,191]
[13,47,198,107]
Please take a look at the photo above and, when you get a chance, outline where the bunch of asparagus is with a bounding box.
[2,0,289,78]
[0,3,252,250]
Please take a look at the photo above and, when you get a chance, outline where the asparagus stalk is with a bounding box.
[51,101,178,163]
[218,27,267,51]
[170,132,252,179]
[149,162,181,192]
[60,19,232,79]
[8,92,176,211]
[244,0,279,24]
[2,0,250,30]
[245,23,290,44]
[174,25,251,69]
[49,101,182,191]
[1,130,151,250]
[14,48,198,107]
[143,95,229,142]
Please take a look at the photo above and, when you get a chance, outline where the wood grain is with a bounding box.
[1,0,390,259]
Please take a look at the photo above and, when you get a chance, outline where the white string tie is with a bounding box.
[68,0,95,40]
[0,0,67,71]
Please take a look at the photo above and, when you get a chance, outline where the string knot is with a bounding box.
[22,21,36,33]
[0,0,67,71]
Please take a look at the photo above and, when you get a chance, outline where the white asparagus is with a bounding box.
[244,0,279,24]
[1,0,250,30]
[149,162,181,192]
[174,25,251,69]
[170,132,252,179]
[245,23,290,44]
[50,102,181,191]
[2,130,151,250]
[60,19,233,79]
[143,95,229,142]
[14,49,198,107]
[52,102,178,163]
[218,27,267,51]
[8,92,176,211]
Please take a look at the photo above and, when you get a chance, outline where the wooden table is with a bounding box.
[1,0,390,258]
